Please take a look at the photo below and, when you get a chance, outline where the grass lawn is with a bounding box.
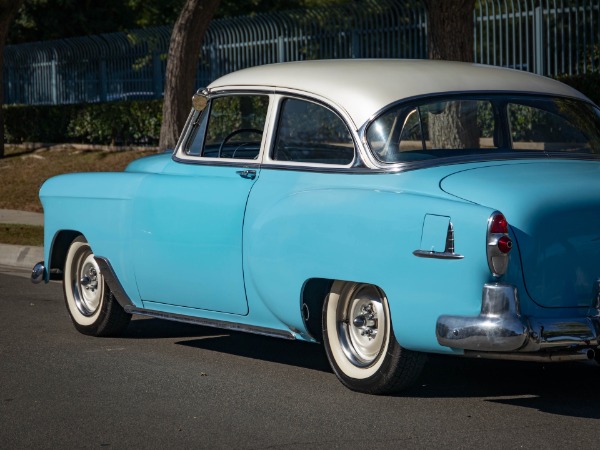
[0,145,157,246]
[0,224,44,246]
[0,146,157,212]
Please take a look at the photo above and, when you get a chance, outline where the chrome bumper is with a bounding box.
[31,261,46,284]
[436,283,600,355]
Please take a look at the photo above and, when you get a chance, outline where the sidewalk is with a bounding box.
[0,209,44,269]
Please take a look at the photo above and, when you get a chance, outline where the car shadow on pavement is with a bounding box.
[124,316,332,373]
[407,354,600,419]
[177,331,332,373]
[124,317,600,418]
[123,316,223,339]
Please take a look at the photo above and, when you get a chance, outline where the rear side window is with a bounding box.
[367,99,497,163]
[366,95,600,163]
[273,98,355,165]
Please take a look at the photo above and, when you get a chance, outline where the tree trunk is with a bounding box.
[159,0,221,151]
[423,0,476,62]
[423,0,477,150]
[0,0,25,158]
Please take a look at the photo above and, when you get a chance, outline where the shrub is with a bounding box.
[3,100,163,146]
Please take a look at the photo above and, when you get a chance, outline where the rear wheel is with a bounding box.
[322,281,425,394]
[63,236,131,336]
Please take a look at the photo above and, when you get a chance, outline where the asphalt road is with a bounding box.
[2,268,600,449]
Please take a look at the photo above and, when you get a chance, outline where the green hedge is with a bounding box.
[4,100,163,146]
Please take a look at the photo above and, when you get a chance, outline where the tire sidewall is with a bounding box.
[323,281,402,392]
[63,237,105,330]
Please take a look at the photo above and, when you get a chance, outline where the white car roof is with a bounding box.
[207,59,587,128]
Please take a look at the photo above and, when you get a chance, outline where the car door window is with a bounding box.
[273,98,355,165]
[185,95,269,159]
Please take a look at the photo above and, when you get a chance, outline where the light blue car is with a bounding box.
[32,60,600,394]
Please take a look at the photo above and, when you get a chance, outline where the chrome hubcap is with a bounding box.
[337,284,387,367]
[73,252,102,317]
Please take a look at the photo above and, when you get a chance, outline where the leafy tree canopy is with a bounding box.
[8,0,351,44]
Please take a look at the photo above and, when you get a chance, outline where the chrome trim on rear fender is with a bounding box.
[413,250,464,260]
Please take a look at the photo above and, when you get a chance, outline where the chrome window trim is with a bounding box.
[173,90,275,165]
[358,90,600,172]
[263,91,366,170]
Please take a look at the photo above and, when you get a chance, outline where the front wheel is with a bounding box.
[322,281,426,394]
[63,236,131,336]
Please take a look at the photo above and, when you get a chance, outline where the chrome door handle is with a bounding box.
[237,170,257,180]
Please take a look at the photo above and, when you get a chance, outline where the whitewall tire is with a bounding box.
[322,281,426,394]
[63,236,131,336]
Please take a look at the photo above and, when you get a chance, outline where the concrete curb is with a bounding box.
[0,244,44,270]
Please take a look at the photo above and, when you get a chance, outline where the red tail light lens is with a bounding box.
[497,235,513,253]
[489,213,508,234]
[487,211,512,277]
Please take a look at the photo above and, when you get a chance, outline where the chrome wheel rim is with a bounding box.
[336,284,387,368]
[71,249,102,317]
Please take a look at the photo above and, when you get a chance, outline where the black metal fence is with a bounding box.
[3,0,599,106]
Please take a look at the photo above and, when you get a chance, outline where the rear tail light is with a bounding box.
[487,212,512,277]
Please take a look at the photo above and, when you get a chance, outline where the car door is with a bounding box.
[132,93,270,315]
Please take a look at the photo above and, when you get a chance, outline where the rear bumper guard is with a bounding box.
[436,283,600,354]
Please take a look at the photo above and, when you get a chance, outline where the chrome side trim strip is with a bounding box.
[94,257,136,309]
[413,250,464,260]
[124,306,296,340]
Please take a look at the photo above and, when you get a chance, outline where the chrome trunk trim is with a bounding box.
[124,307,296,340]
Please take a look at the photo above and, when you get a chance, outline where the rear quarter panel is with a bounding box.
[244,167,497,353]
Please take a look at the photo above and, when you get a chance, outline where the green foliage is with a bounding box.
[9,0,353,44]
[4,100,163,146]
[556,73,600,106]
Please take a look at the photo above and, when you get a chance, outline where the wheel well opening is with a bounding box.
[301,278,334,342]
[49,230,82,280]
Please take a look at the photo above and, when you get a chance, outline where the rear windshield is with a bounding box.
[366,95,600,163]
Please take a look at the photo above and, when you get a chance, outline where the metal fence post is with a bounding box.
[352,29,361,58]
[534,5,544,75]
[152,51,162,98]
[278,35,285,62]
[99,59,108,102]
[51,60,58,104]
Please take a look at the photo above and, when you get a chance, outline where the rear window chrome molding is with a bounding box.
[358,90,600,173]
